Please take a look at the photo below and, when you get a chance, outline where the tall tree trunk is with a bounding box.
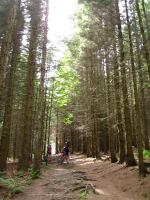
[56,109,59,152]
[141,0,150,50]
[135,0,150,79]
[0,0,18,117]
[115,0,136,166]
[124,0,145,175]
[18,0,41,170]
[47,79,55,146]
[0,1,23,171]
[113,38,126,164]
[90,50,100,159]
[106,54,117,163]
[133,15,150,150]
[34,0,49,170]
[43,90,48,155]
[110,5,126,163]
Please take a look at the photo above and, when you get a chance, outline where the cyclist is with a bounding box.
[63,142,69,164]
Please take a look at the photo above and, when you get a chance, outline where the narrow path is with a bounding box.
[14,154,150,200]
[15,163,79,200]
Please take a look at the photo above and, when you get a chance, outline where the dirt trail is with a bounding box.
[14,163,79,200]
[14,154,150,200]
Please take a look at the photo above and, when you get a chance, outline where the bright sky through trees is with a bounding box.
[48,0,78,60]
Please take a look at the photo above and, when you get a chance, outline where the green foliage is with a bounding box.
[11,186,24,195]
[0,171,6,177]
[53,51,79,109]
[80,190,88,200]
[143,82,150,88]
[143,150,150,159]
[0,177,24,194]
[63,113,73,125]
[78,0,112,5]
[51,51,80,126]
[28,166,40,179]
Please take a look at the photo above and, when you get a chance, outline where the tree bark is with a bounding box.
[34,0,49,170]
[0,0,23,171]
[135,0,150,79]
[106,52,117,163]
[141,0,150,50]
[112,38,126,164]
[19,0,41,170]
[124,0,145,175]
[0,0,18,117]
[115,0,136,166]
[133,14,150,151]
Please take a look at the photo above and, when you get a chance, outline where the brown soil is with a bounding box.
[11,154,150,200]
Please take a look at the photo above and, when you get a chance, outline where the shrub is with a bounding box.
[143,150,150,159]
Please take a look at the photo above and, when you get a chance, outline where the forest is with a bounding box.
[0,0,150,199]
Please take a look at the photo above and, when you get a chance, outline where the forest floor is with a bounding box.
[3,154,150,200]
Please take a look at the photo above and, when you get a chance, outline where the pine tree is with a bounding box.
[0,0,24,171]
[0,0,18,117]
[19,0,42,170]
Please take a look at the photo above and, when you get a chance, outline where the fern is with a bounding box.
[0,177,24,194]
[0,177,14,189]
[0,171,6,177]
[11,186,24,194]
[28,167,40,179]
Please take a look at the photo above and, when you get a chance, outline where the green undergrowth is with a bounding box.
[0,162,55,199]
[80,190,88,200]
[0,176,24,197]
[28,166,40,179]
[143,150,150,159]
[0,166,41,199]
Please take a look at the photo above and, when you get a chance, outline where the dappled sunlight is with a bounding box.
[78,158,102,166]
[71,154,86,160]
[95,188,110,195]
[79,160,101,166]
[70,154,103,166]
[55,168,65,171]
